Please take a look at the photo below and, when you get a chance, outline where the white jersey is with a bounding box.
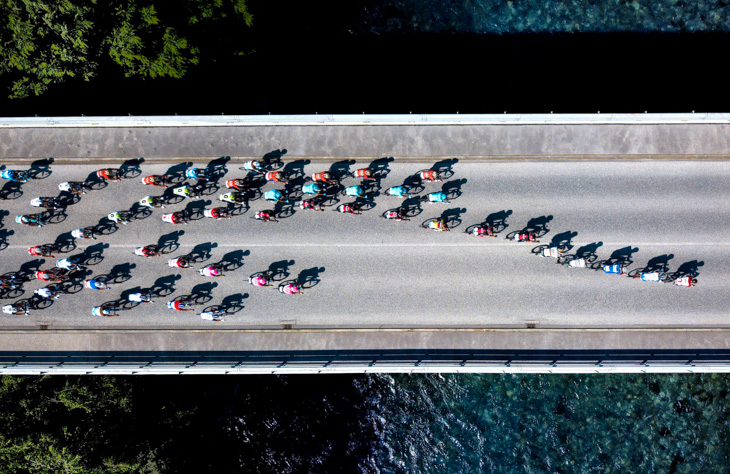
[200,311,223,321]
[56,258,74,270]
[640,272,662,282]
[128,293,145,302]
[35,287,53,298]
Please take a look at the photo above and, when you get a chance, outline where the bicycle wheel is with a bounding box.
[531,245,549,254]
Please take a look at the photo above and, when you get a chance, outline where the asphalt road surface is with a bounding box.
[0,158,727,329]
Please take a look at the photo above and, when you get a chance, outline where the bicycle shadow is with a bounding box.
[184,199,211,220]
[0,229,13,251]
[216,249,250,272]
[607,246,640,266]
[161,187,185,205]
[27,158,54,180]
[106,262,136,284]
[400,197,423,217]
[672,260,704,278]
[79,243,109,266]
[191,282,218,305]
[0,209,8,229]
[128,202,153,221]
[40,209,67,226]
[283,159,311,182]
[18,259,45,281]
[84,170,107,191]
[440,208,467,228]
[164,162,193,185]
[219,292,250,315]
[297,266,325,289]
[0,181,23,200]
[55,279,84,295]
[274,202,297,219]
[644,253,675,273]
[572,242,603,262]
[206,156,230,180]
[56,191,81,207]
[441,178,467,200]
[120,158,144,179]
[430,158,458,179]
[53,231,77,253]
[263,149,287,170]
[186,242,218,264]
[329,160,356,180]
[150,274,181,297]
[29,294,55,311]
[524,215,553,237]
[368,157,394,180]
[268,259,296,281]
[228,202,250,216]
[401,175,425,194]
[93,216,118,236]
[550,231,578,251]
[158,230,185,254]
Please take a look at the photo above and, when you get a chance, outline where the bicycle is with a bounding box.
[142,175,170,187]
[108,211,132,225]
[199,264,225,277]
[249,271,274,287]
[58,181,89,194]
[71,227,97,240]
[382,209,410,221]
[92,303,119,317]
[135,245,162,257]
[167,299,195,311]
[204,207,233,219]
[30,197,64,210]
[168,256,192,268]
[1,170,29,183]
[2,300,30,315]
[421,218,450,232]
[337,203,362,215]
[16,214,46,227]
[28,244,57,257]
[97,168,122,181]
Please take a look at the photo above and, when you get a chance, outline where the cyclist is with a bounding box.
[204,207,232,219]
[352,168,376,180]
[135,245,161,257]
[344,185,366,198]
[302,183,326,196]
[241,160,264,173]
[71,227,97,240]
[425,192,449,204]
[0,274,20,289]
[383,209,409,221]
[312,171,336,183]
[279,283,303,295]
[185,168,211,180]
[226,179,252,191]
[35,285,61,300]
[173,184,201,200]
[58,181,87,194]
[128,292,154,303]
[161,212,188,225]
[265,171,288,184]
[92,304,119,317]
[35,270,67,282]
[1,169,28,183]
[97,168,122,181]
[28,244,56,257]
[3,302,30,315]
[426,219,450,232]
[559,256,588,268]
[16,214,45,227]
[538,246,566,259]
[168,256,191,268]
[385,185,412,198]
[199,264,224,277]
[254,210,277,222]
[264,189,289,203]
[30,197,63,210]
[469,225,495,237]
[139,196,166,208]
[200,309,225,322]
[299,198,325,211]
[219,192,247,204]
[337,203,361,215]
[84,277,110,290]
[141,175,169,187]
[56,257,85,271]
[167,299,195,311]
[673,276,698,287]
[108,211,131,225]
[601,264,626,275]
[511,232,537,243]
[249,274,272,287]
[631,271,666,282]
[419,169,442,182]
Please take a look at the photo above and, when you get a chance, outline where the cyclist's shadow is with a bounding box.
[215,249,250,272]
[644,253,675,273]
[79,243,109,266]
[525,215,553,237]
[550,231,578,251]
[297,266,325,289]
[186,242,218,264]
[120,158,144,179]
[607,246,640,265]
[262,149,287,170]
[84,170,107,191]
[0,229,14,251]
[164,162,193,185]
[268,259,296,281]
[672,260,704,279]
[17,259,45,281]
[0,180,23,200]
[158,230,185,254]
[329,160,356,181]
[206,156,230,180]
[218,292,250,315]
[368,157,394,180]
[441,178,467,200]
[430,158,458,179]
[283,159,311,183]
[190,282,218,305]
[150,274,182,298]
[439,208,467,229]
[27,158,54,180]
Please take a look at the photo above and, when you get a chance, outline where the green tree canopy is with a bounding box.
[0,0,252,99]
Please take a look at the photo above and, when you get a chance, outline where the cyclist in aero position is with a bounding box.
[16,214,45,227]
[185,167,211,180]
[1,169,28,182]
[84,277,110,290]
[226,178,253,191]
[141,175,169,187]
[199,264,224,277]
[631,271,667,282]
[240,160,264,173]
[299,198,325,212]
[31,197,63,210]
[312,171,336,184]
[337,203,361,215]
[161,211,188,225]
[352,168,376,180]
[28,244,56,257]
[72,227,97,240]
[344,185,366,198]
[425,192,449,204]
[249,273,272,287]
[173,184,202,200]
[265,171,288,184]
[385,185,412,198]
[219,192,247,204]
[56,257,85,271]
[425,219,450,232]
[108,211,131,225]
[168,256,191,268]
[135,245,161,257]
[139,196,165,208]
[264,189,290,203]
[3,302,30,315]
[35,269,68,283]
[97,168,122,181]
[510,232,537,243]
[601,263,626,275]
[468,225,496,237]
[254,210,277,222]
[128,291,154,303]
[383,209,409,221]
[92,304,119,317]
[673,276,698,287]
[35,285,62,300]
[58,181,88,194]
[302,183,326,196]
[199,309,225,322]
[0,274,20,290]
[204,207,232,219]
[168,299,195,311]
[558,256,588,268]
[279,282,303,295]
[419,169,443,182]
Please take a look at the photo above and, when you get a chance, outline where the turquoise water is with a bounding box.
[370,374,730,472]
[359,0,730,34]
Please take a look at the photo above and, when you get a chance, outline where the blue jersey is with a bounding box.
[265,189,283,201]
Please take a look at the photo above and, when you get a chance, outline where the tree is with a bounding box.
[0,0,253,99]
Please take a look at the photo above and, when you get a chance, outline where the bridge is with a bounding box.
[1,114,729,373]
